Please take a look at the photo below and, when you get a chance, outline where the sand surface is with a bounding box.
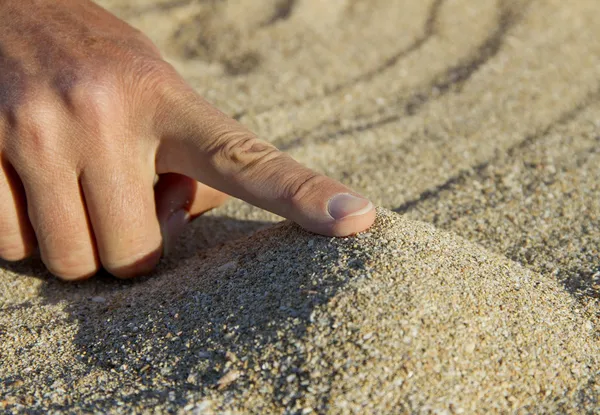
[1,0,600,413]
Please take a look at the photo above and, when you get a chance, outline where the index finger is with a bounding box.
[154,86,375,237]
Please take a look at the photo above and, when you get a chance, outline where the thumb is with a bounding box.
[154,173,228,256]
[155,90,375,237]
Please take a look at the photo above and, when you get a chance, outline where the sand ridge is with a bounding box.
[1,210,598,413]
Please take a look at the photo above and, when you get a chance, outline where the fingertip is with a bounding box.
[327,194,374,221]
[297,196,376,237]
[330,202,376,236]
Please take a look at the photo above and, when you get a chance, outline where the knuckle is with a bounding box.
[45,254,98,281]
[0,56,29,114]
[99,225,162,279]
[286,173,329,204]
[104,248,161,279]
[14,94,55,127]
[63,58,178,128]
[213,133,280,170]
[0,237,33,262]
[133,57,175,83]
[39,232,97,281]
[6,99,64,167]
[64,71,122,124]
[130,57,182,101]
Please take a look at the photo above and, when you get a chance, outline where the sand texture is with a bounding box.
[1,0,600,413]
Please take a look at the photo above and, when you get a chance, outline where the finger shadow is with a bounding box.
[0,214,274,306]
[2,214,363,411]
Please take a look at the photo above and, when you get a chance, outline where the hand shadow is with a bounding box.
[1,213,364,411]
[0,214,274,305]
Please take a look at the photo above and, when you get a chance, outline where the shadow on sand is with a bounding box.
[1,214,365,411]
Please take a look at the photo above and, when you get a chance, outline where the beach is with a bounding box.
[1,0,599,413]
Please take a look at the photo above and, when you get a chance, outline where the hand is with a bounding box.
[0,0,375,280]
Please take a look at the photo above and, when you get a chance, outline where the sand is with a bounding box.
[1,0,600,413]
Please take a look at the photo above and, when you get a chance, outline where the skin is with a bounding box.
[0,0,375,281]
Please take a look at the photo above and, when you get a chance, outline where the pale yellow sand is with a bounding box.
[1,0,599,413]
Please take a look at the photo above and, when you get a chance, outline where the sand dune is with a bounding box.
[1,0,599,413]
[1,210,597,413]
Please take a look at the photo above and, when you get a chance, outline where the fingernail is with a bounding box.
[162,209,190,257]
[327,193,373,220]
